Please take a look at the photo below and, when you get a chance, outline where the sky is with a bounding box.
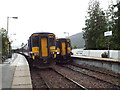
[0,0,117,49]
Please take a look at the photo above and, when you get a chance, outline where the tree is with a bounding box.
[0,28,10,56]
[83,0,120,50]
[105,0,120,50]
[111,0,120,49]
[82,0,108,50]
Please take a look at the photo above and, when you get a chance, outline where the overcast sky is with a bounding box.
[0,0,117,49]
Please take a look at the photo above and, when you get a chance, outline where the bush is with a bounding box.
[101,52,108,58]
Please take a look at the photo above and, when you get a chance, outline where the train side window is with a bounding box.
[32,36,39,47]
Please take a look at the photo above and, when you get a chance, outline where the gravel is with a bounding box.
[30,63,120,89]
[73,63,120,78]
[52,65,120,89]
[64,64,120,86]
[30,68,48,88]
[30,67,80,88]
[39,69,79,88]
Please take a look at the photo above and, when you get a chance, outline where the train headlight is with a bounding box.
[57,52,60,54]
[34,53,37,55]
[34,53,39,55]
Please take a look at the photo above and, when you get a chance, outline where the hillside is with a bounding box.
[69,32,85,48]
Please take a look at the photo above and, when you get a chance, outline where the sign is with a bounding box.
[104,31,112,37]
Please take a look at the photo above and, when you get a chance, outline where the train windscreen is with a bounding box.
[67,42,71,47]
[49,38,55,46]
[32,36,39,47]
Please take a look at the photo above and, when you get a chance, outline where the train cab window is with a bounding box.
[32,36,39,47]
[56,41,61,48]
[49,38,55,46]
[67,42,71,47]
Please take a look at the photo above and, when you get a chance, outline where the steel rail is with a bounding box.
[71,63,120,78]
[67,64,120,87]
[51,67,88,90]
[37,72,51,89]
[61,65,120,89]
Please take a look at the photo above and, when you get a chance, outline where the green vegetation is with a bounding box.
[0,28,11,56]
[83,0,120,50]
[101,52,108,58]
[72,45,78,49]
[82,69,86,73]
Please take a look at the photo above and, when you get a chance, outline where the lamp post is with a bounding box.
[100,15,112,58]
[64,32,69,38]
[7,16,18,55]
[7,17,18,34]
[104,31,112,58]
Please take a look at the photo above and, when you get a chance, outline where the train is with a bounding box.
[55,38,73,64]
[28,32,56,67]
[27,32,73,67]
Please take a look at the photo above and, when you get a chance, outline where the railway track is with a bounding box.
[52,65,120,88]
[60,64,120,89]
[30,64,120,89]
[30,68,49,88]
[37,71,51,89]
[51,68,87,89]
[71,63,120,78]
[69,64,120,86]
[30,67,87,89]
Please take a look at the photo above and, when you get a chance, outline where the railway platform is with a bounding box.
[72,55,120,74]
[2,53,32,89]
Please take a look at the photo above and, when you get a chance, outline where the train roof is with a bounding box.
[56,38,70,40]
[29,32,55,37]
[28,32,55,39]
[32,32,54,35]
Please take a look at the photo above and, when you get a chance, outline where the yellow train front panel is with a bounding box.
[32,47,39,54]
[62,42,66,55]
[41,37,48,57]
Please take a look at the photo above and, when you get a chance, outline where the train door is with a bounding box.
[41,37,48,57]
[61,42,66,55]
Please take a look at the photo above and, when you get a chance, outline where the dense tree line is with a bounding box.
[83,0,120,50]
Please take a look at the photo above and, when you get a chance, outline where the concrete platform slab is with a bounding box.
[11,54,32,89]
[72,55,120,63]
[16,66,29,71]
[14,70,30,77]
[12,85,32,88]
[10,56,20,66]
[12,76,32,85]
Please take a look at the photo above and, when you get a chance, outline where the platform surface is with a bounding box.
[72,55,120,63]
[1,53,32,89]
[11,54,32,88]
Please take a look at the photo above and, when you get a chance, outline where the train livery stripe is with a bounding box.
[32,34,38,36]
[62,42,66,55]
[41,38,48,57]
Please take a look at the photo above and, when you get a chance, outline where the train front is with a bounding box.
[28,33,56,67]
[56,38,73,64]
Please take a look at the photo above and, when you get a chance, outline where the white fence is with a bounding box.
[72,49,120,60]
